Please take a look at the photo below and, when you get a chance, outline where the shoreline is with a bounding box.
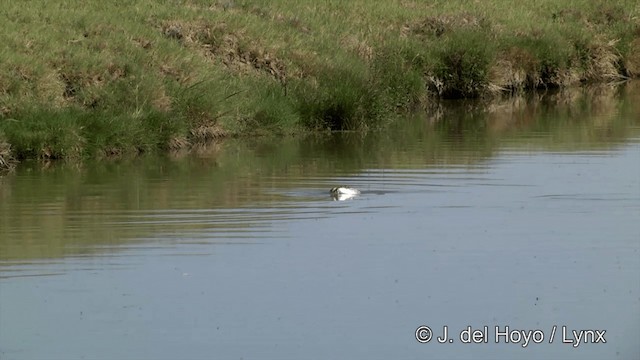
[1,0,638,169]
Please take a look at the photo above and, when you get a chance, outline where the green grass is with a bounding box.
[0,0,638,164]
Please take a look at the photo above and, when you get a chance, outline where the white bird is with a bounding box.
[330,186,361,196]
[330,186,361,200]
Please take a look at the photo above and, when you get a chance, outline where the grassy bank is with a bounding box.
[0,0,638,167]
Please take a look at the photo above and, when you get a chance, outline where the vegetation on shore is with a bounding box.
[1,0,639,168]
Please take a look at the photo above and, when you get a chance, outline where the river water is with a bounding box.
[1,85,639,359]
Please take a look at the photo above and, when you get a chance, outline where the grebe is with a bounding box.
[330,186,361,196]
[330,186,361,200]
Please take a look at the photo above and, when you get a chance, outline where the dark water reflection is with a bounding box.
[1,84,639,359]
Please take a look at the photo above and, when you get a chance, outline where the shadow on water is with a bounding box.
[1,82,639,265]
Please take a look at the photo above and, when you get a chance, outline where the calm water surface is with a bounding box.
[1,87,640,359]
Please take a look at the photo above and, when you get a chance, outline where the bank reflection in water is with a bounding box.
[1,83,638,265]
[0,83,638,360]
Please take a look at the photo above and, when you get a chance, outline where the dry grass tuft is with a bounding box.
[35,70,68,108]
[584,38,625,81]
[0,139,16,171]
[190,123,227,143]
[625,38,640,77]
[488,47,537,90]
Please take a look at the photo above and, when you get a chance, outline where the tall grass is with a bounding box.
[0,131,15,171]
[0,0,638,161]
